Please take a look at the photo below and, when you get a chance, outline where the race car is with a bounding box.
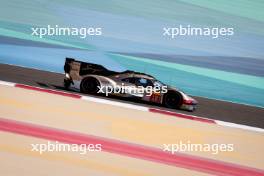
[63,58,198,111]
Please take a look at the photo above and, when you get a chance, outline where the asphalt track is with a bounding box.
[0,63,263,128]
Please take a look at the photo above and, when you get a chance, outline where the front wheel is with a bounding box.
[80,77,100,94]
[163,92,183,109]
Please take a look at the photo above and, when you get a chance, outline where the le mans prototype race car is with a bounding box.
[64,58,198,111]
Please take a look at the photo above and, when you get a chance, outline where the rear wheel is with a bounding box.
[80,77,100,94]
[163,92,183,109]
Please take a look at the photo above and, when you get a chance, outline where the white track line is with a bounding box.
[81,96,148,111]
[0,80,15,87]
[215,120,264,132]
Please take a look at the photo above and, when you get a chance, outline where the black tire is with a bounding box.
[80,77,100,94]
[163,91,183,109]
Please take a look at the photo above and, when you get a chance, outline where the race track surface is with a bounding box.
[0,83,263,175]
[0,63,263,128]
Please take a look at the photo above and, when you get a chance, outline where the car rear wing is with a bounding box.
[64,58,119,77]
